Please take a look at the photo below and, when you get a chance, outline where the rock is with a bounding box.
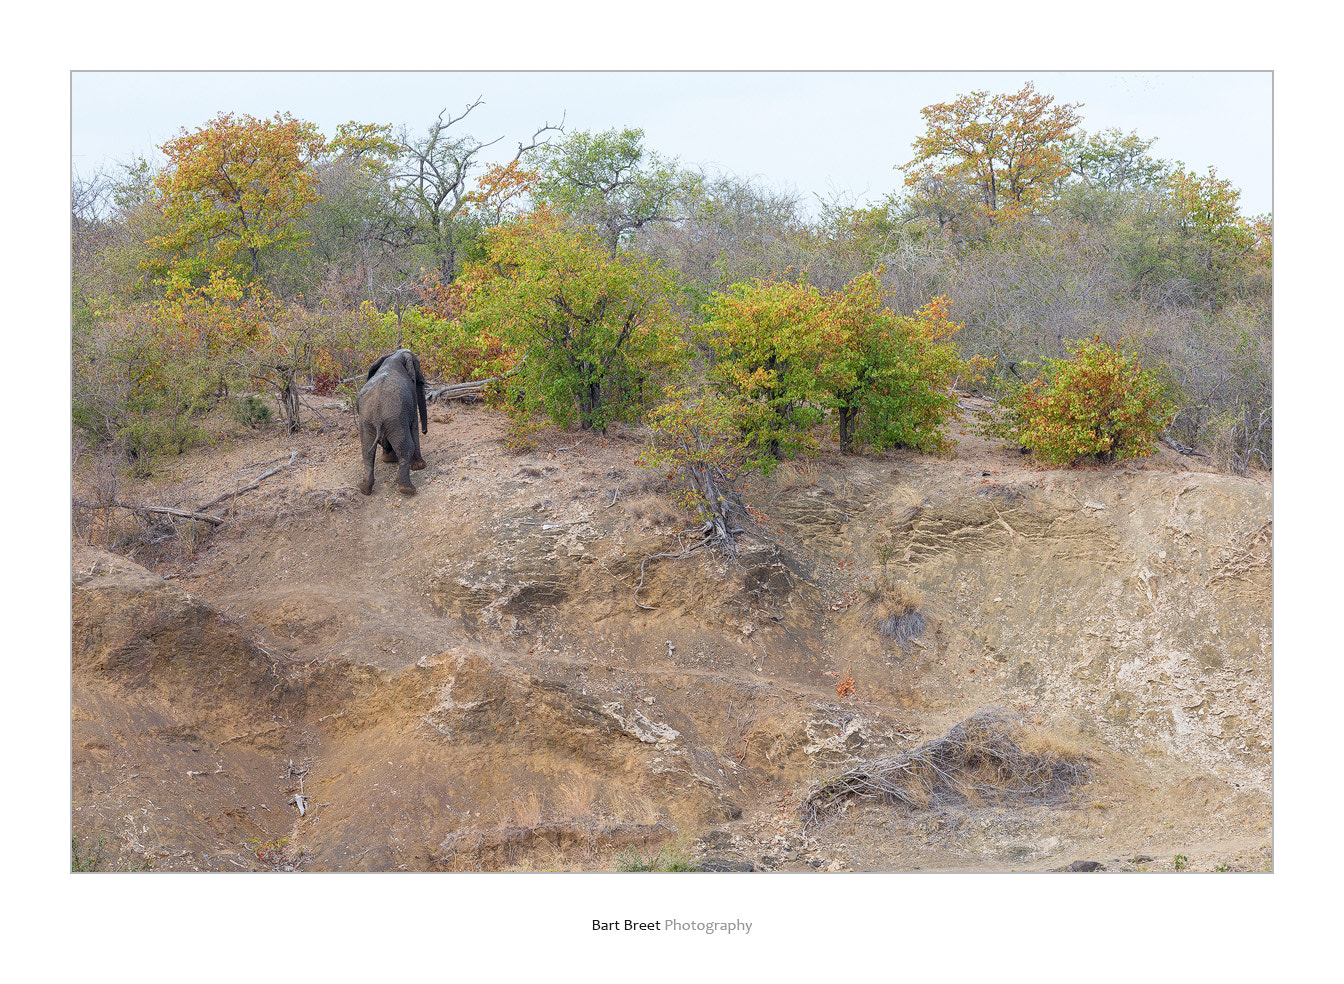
[1060,860,1105,872]
[697,858,755,872]
[601,702,680,745]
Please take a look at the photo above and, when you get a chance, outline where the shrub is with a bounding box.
[614,845,696,872]
[985,335,1173,465]
[460,209,684,432]
[231,394,273,428]
[697,275,977,468]
[638,386,753,533]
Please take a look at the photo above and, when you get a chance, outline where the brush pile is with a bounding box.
[804,707,1089,821]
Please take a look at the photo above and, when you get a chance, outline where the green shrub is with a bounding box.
[984,336,1173,465]
[615,845,697,872]
[231,394,273,428]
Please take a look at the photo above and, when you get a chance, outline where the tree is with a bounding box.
[696,277,832,467]
[536,128,701,251]
[902,82,1082,226]
[638,386,753,549]
[392,99,562,282]
[821,282,973,454]
[460,209,683,431]
[983,336,1174,465]
[148,112,328,286]
[1061,128,1168,191]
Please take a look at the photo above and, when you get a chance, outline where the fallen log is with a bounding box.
[426,379,490,403]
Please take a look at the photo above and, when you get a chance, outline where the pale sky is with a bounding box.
[70,70,1273,218]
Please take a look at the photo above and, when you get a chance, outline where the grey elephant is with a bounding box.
[356,349,429,495]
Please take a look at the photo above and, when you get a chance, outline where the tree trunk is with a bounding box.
[277,364,301,433]
[838,405,857,453]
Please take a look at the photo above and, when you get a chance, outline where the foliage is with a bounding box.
[461,209,684,430]
[148,112,328,286]
[71,835,109,872]
[1061,127,1169,191]
[696,277,831,467]
[1173,854,1188,871]
[820,279,977,454]
[697,274,974,466]
[536,127,701,251]
[362,300,514,386]
[902,82,1082,227]
[71,835,151,872]
[985,336,1174,465]
[638,386,753,523]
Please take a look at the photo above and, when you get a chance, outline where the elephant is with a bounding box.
[356,349,429,495]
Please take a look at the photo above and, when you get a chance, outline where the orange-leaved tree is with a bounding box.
[148,111,328,287]
[902,82,1082,227]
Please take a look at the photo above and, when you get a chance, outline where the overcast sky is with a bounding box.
[70,70,1273,218]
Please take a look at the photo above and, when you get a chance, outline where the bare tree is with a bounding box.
[393,99,564,280]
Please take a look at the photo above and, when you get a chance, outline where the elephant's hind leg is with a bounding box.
[359,444,377,496]
[395,437,417,494]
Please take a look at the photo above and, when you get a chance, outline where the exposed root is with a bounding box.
[803,707,1089,823]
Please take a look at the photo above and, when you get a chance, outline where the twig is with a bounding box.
[604,485,621,508]
[1159,434,1210,458]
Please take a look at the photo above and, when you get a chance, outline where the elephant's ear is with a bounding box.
[367,354,389,380]
[408,352,426,386]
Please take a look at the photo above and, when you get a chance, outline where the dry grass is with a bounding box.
[866,575,927,647]
[508,791,546,828]
[803,707,1090,821]
[556,775,599,822]
[775,460,821,491]
[610,790,661,825]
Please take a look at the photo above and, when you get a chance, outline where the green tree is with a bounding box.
[148,112,328,287]
[821,282,973,454]
[1062,128,1168,191]
[536,127,701,251]
[460,208,683,430]
[696,277,832,468]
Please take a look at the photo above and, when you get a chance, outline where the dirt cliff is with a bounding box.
[71,398,1271,872]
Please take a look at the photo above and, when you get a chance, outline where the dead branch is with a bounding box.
[73,500,227,526]
[1159,434,1210,458]
[426,364,520,403]
[803,708,1088,824]
[198,451,301,512]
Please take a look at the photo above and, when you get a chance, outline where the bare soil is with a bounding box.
[71,394,1271,872]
